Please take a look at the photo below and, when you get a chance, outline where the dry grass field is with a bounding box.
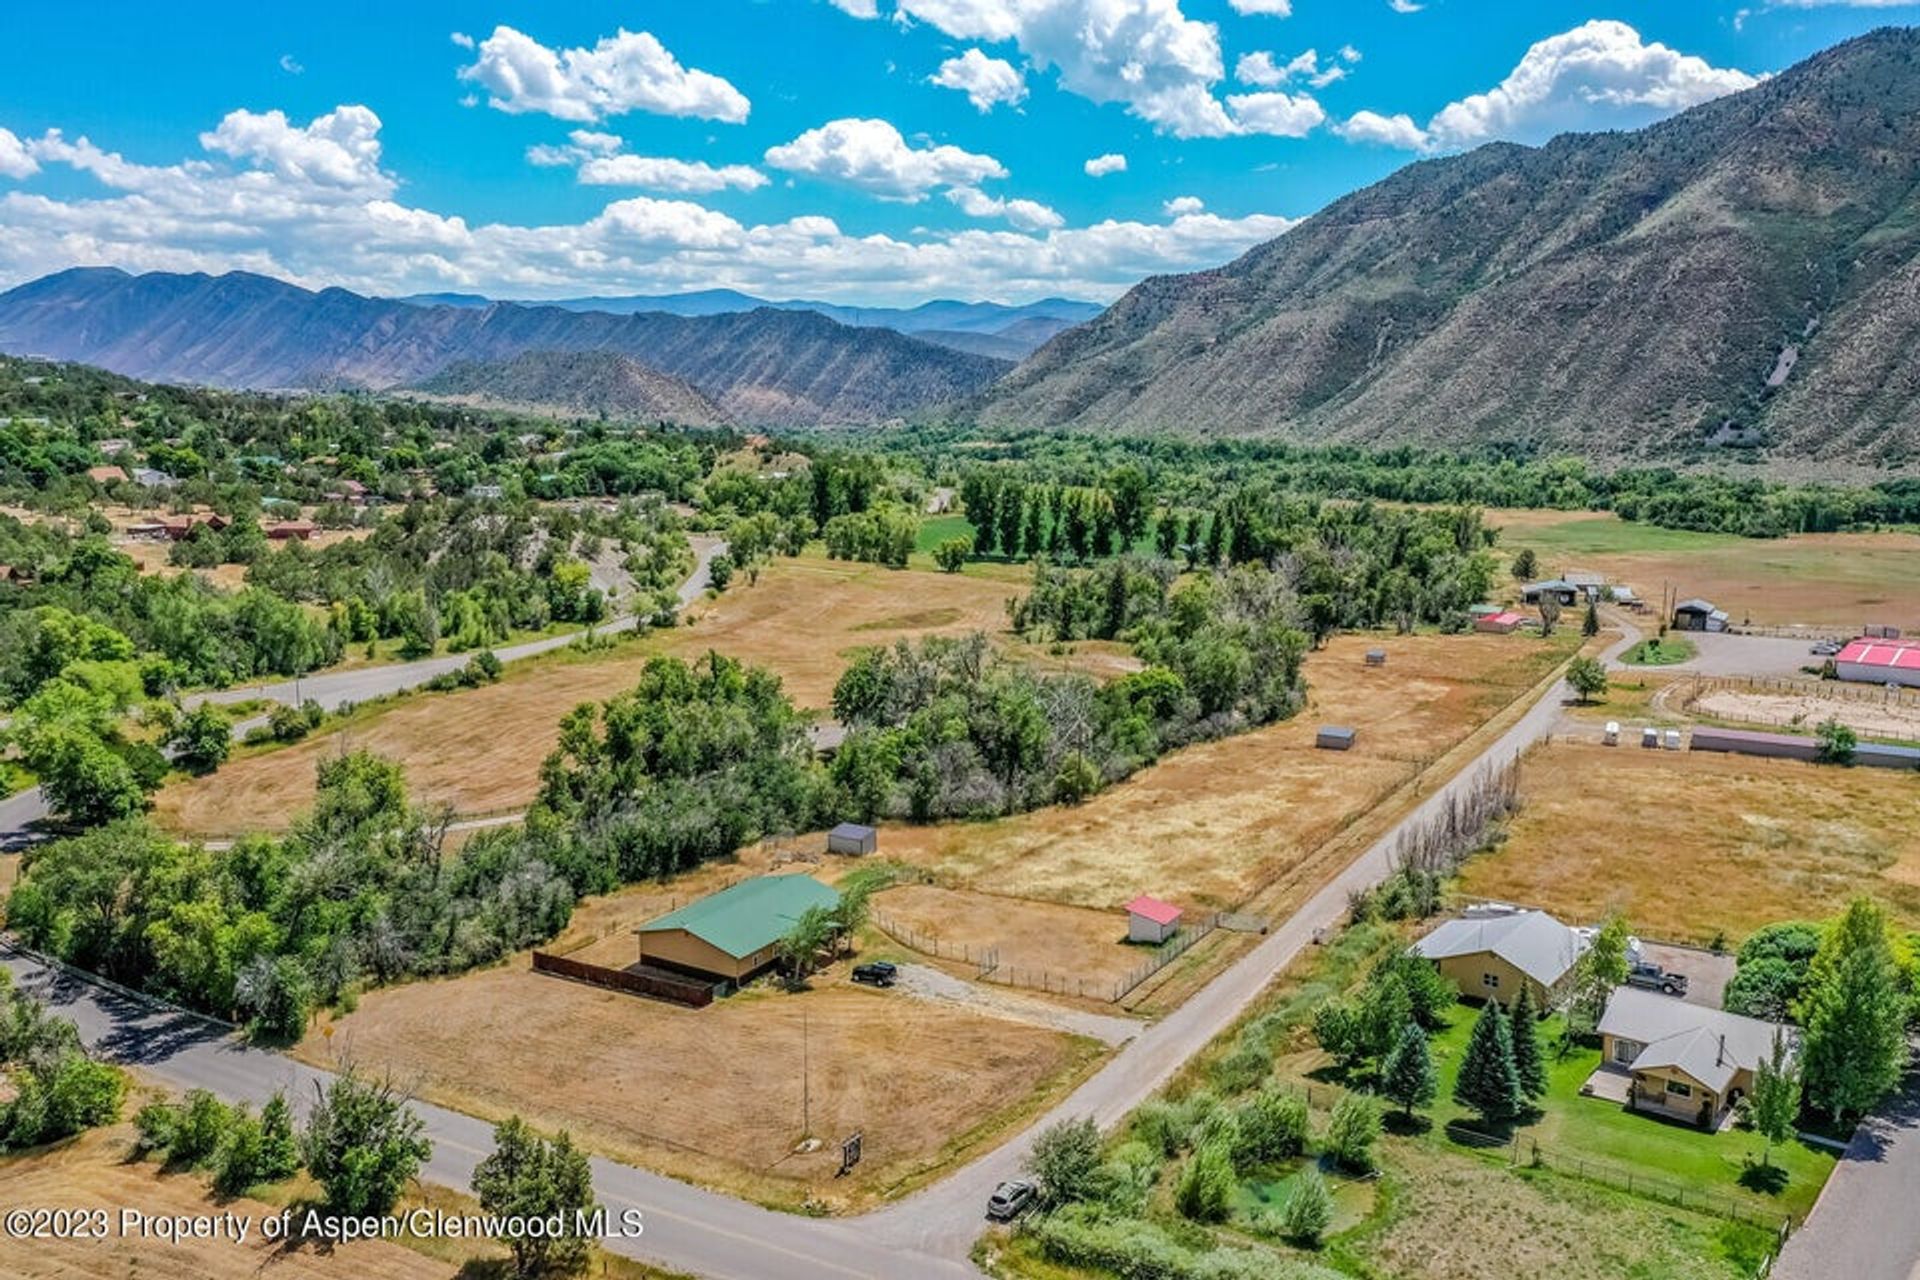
[1492,508,1920,628]
[296,957,1100,1211]
[1457,741,1920,944]
[0,1125,464,1280]
[867,882,1151,988]
[153,555,1039,835]
[879,631,1573,911]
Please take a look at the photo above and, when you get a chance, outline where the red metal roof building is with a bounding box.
[1125,895,1183,944]
[1835,639,1920,689]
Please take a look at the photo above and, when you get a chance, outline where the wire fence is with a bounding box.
[1683,673,1920,710]
[869,911,1000,976]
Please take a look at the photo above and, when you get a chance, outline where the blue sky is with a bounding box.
[0,0,1912,305]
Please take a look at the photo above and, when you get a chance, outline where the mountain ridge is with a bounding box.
[0,268,1008,426]
[409,350,728,425]
[978,26,1920,466]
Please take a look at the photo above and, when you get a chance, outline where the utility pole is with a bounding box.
[801,1007,811,1139]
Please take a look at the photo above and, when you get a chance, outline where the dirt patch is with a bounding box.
[871,883,1150,988]
[152,556,1034,835]
[295,961,1099,1210]
[890,963,1140,1045]
[1686,688,1920,742]
[1457,741,1920,944]
[880,632,1570,911]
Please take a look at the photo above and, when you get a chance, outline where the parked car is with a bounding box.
[851,961,898,988]
[1811,640,1843,656]
[1626,961,1689,996]
[986,1179,1038,1221]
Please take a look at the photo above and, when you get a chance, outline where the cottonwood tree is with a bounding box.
[776,906,838,988]
[1570,915,1631,1032]
[1567,656,1608,704]
[1538,596,1562,636]
[472,1116,595,1279]
[1802,898,1908,1123]
[1749,1031,1802,1172]
[301,1069,432,1217]
[1324,1093,1381,1172]
[1454,1000,1523,1123]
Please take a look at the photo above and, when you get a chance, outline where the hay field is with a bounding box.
[1491,509,1920,628]
[1457,741,1920,944]
[153,556,1033,835]
[879,631,1572,911]
[295,958,1100,1210]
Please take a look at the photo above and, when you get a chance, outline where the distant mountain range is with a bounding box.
[0,269,1009,426]
[411,350,727,425]
[393,288,1103,359]
[980,27,1920,466]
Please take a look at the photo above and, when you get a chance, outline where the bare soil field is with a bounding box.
[0,1124,464,1280]
[153,556,1036,835]
[1457,741,1920,944]
[879,631,1573,911]
[295,958,1100,1211]
[1492,508,1920,629]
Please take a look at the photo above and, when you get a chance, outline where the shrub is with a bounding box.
[1323,1094,1381,1173]
[1027,1116,1104,1207]
[171,1089,234,1166]
[1278,1167,1334,1246]
[1174,1140,1235,1222]
[1234,1088,1310,1167]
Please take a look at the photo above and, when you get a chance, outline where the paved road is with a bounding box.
[0,624,1619,1278]
[198,536,724,715]
[0,540,723,849]
[1774,1067,1920,1280]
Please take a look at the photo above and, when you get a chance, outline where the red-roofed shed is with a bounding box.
[1474,611,1526,634]
[1125,895,1183,944]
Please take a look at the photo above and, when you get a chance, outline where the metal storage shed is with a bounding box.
[1316,726,1357,751]
[826,822,878,855]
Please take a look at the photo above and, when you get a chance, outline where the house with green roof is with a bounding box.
[635,874,840,984]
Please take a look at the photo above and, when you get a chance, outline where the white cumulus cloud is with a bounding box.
[1237,48,1344,88]
[0,127,38,180]
[1229,0,1293,14]
[1162,194,1204,215]
[826,0,881,14]
[1226,91,1326,137]
[764,117,1005,199]
[947,184,1064,230]
[526,130,766,193]
[199,105,391,192]
[1084,152,1127,177]
[1341,20,1757,151]
[458,25,750,124]
[931,48,1028,112]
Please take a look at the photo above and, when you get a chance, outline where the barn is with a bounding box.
[1474,611,1525,635]
[635,875,840,984]
[1834,638,1920,689]
[1672,599,1729,632]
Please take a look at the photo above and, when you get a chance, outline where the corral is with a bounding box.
[1456,741,1920,944]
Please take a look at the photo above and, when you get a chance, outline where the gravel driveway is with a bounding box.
[892,964,1141,1046]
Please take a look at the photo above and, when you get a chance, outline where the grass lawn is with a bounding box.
[916,512,976,553]
[1496,513,1745,558]
[1620,637,1698,666]
[1423,1008,1834,1224]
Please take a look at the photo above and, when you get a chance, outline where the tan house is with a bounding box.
[635,875,840,985]
[1596,986,1796,1128]
[1413,908,1586,1008]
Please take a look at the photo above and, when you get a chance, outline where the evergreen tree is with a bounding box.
[995,483,1024,558]
[1019,496,1044,560]
[1453,999,1523,1122]
[472,1116,595,1279]
[1802,898,1908,1123]
[1380,1020,1438,1121]
[1582,597,1601,637]
[1508,984,1548,1102]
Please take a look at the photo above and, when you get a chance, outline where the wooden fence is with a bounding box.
[1682,673,1920,711]
[530,951,718,1008]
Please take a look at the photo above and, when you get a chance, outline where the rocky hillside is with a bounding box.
[412,350,727,425]
[980,28,1920,466]
[0,270,1008,426]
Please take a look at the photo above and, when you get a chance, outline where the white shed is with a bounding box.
[1125,896,1183,945]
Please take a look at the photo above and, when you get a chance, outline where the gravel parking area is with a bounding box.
[1638,942,1736,1009]
[893,964,1142,1046]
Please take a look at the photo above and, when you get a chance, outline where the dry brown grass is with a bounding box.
[878,631,1571,911]
[153,556,1036,835]
[1491,507,1920,628]
[1457,741,1920,944]
[295,955,1100,1212]
[0,1124,459,1280]
[868,883,1150,986]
